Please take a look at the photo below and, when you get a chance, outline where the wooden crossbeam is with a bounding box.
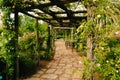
[32,10,87,19]
[21,11,87,20]
[22,0,80,11]
[54,27,74,29]
[51,10,87,14]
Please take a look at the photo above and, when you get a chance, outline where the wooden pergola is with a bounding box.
[13,0,87,27]
[3,0,87,80]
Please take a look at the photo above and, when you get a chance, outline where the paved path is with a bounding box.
[24,39,83,80]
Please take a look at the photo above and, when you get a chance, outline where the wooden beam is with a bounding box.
[22,2,54,11]
[22,0,80,11]
[21,11,86,22]
[32,10,87,16]
[21,11,38,19]
[51,0,79,4]
[54,27,74,29]
[51,10,87,14]
[20,11,53,20]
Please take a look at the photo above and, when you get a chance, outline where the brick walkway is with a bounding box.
[24,39,83,80]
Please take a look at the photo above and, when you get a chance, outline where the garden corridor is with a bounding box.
[24,39,83,80]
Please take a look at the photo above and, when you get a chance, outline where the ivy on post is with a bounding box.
[14,8,19,80]
[86,2,94,80]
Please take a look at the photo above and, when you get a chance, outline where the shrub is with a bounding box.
[19,55,37,77]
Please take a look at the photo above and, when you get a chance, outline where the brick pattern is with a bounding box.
[23,39,83,80]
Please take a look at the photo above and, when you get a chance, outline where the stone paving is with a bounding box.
[24,39,83,80]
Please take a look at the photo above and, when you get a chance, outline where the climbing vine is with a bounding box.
[75,0,120,79]
[0,6,16,79]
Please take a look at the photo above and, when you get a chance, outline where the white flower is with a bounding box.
[96,63,100,67]
[12,48,14,50]
[106,60,109,63]
[8,38,11,41]
[79,61,82,64]
[18,37,21,39]
[106,6,110,9]
[114,32,119,35]
[101,47,104,50]
[1,32,3,36]
[97,14,101,18]
[116,70,118,73]
[8,50,10,52]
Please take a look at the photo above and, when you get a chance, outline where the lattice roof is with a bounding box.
[13,0,87,27]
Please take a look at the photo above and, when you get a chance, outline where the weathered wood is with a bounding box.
[87,37,93,60]
[54,27,74,29]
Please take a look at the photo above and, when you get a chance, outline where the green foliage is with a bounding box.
[18,32,47,77]
[83,57,93,79]
[19,54,37,77]
[95,39,120,80]
[19,15,35,36]
[0,7,15,79]
[19,32,36,54]
[75,0,120,80]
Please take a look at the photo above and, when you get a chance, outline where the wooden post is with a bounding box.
[48,25,51,51]
[87,5,94,80]
[35,19,40,65]
[71,27,74,51]
[14,10,19,80]
[65,30,67,41]
[87,36,93,60]
[46,24,51,60]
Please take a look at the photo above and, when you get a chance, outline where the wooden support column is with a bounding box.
[65,30,67,41]
[87,5,94,80]
[71,27,74,51]
[48,25,51,50]
[87,36,93,60]
[46,24,51,60]
[87,5,93,61]
[14,10,19,80]
[35,19,40,65]
[71,27,74,42]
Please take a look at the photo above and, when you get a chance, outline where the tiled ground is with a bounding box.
[24,39,83,80]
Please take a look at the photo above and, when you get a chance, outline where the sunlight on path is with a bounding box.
[24,39,83,80]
